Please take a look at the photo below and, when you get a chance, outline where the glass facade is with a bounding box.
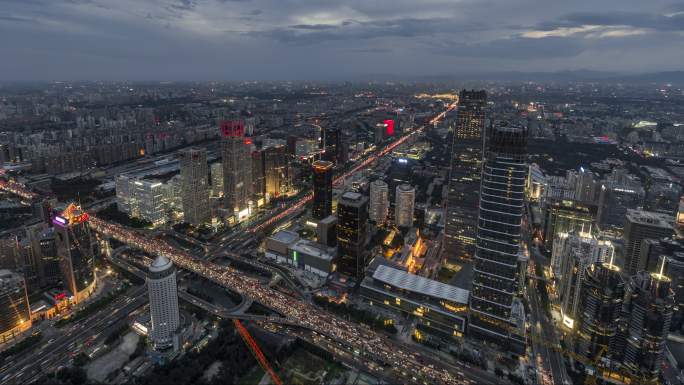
[444,90,486,262]
[468,123,528,349]
[312,160,333,220]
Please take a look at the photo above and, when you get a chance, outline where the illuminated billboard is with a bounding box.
[220,120,244,137]
[383,119,395,136]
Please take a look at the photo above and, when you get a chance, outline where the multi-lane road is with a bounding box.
[1,287,147,384]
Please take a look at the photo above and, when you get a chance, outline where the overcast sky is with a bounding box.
[2,0,684,80]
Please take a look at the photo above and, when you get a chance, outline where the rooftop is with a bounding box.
[269,230,300,245]
[149,255,173,273]
[626,209,674,229]
[372,265,469,304]
[341,191,363,201]
[290,240,333,261]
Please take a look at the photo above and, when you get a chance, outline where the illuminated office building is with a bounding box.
[468,122,528,354]
[554,232,614,329]
[0,270,31,343]
[53,204,96,303]
[264,145,289,199]
[444,90,486,261]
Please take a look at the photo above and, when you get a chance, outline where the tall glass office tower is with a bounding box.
[468,122,528,353]
[444,90,487,262]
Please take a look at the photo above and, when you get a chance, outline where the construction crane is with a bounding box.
[233,319,283,385]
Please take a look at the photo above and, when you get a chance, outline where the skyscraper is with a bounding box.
[264,145,289,198]
[210,162,223,198]
[221,121,252,214]
[468,122,528,353]
[251,149,266,200]
[543,199,597,251]
[337,192,369,280]
[555,232,614,329]
[53,204,96,303]
[312,160,333,220]
[179,147,210,226]
[394,184,415,228]
[147,255,180,351]
[369,180,389,224]
[623,209,674,275]
[613,270,674,382]
[444,90,486,261]
[322,127,342,164]
[576,262,625,360]
[0,270,31,343]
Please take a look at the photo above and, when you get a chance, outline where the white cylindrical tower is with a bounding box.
[395,184,415,228]
[147,255,180,351]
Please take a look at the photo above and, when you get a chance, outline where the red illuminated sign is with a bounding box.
[54,292,67,301]
[244,138,253,145]
[220,120,245,137]
[384,119,395,136]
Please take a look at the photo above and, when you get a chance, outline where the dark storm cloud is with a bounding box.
[0,14,37,23]
[0,0,683,80]
[248,18,485,45]
[433,36,585,59]
[533,9,684,32]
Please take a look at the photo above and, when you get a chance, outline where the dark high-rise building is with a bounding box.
[317,215,337,248]
[179,147,211,225]
[613,271,674,382]
[322,127,342,165]
[312,160,333,220]
[53,204,96,304]
[337,192,369,280]
[576,262,625,361]
[468,122,528,354]
[444,90,486,261]
[643,238,684,331]
[623,209,674,275]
